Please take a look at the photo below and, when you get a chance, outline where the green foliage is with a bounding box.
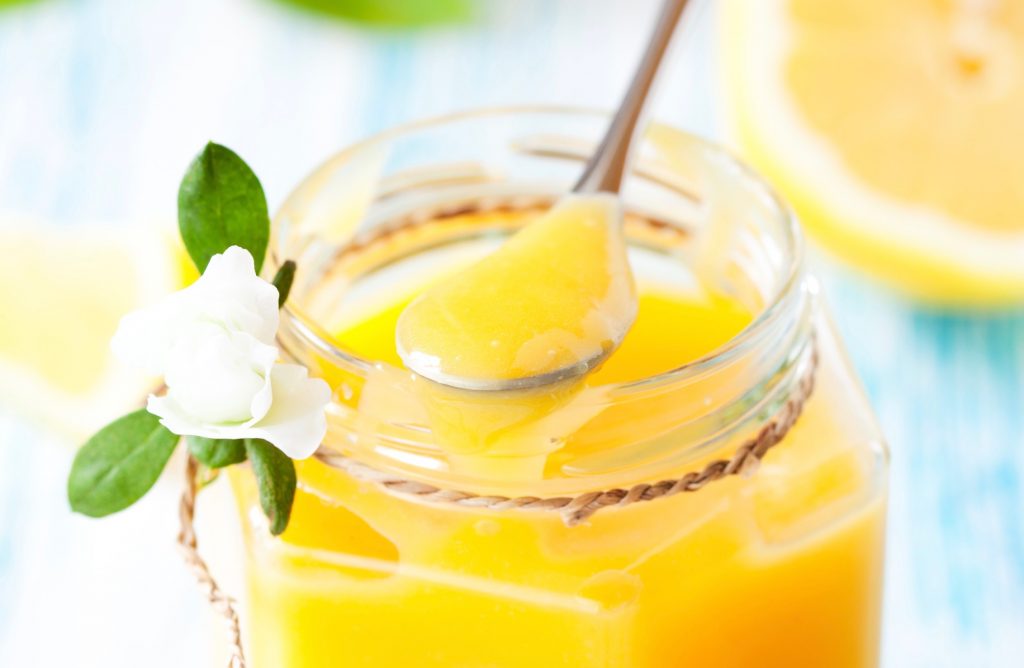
[68,410,179,517]
[270,0,471,26]
[272,260,296,307]
[245,438,297,535]
[178,142,270,273]
[187,436,248,469]
[0,0,44,9]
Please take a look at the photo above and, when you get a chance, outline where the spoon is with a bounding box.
[572,0,691,195]
[397,0,692,391]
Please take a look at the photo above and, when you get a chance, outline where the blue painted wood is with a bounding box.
[822,259,1024,667]
[0,0,1020,666]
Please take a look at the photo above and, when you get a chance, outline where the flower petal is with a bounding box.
[247,364,332,459]
[110,292,189,375]
[247,340,277,424]
[149,363,330,459]
[196,246,280,345]
[111,246,279,374]
[148,393,258,440]
[163,325,277,425]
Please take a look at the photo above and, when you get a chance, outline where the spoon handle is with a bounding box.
[573,0,691,195]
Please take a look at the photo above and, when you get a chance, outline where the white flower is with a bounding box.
[111,246,331,459]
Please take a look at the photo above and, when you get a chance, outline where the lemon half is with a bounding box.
[721,0,1024,305]
[0,218,194,438]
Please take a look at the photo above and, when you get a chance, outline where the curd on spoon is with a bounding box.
[395,193,637,390]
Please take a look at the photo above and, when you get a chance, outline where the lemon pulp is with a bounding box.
[722,0,1024,303]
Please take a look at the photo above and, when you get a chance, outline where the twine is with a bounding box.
[178,345,816,668]
[315,346,817,527]
[177,455,247,668]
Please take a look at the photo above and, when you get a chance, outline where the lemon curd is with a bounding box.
[396,194,636,387]
[230,110,888,667]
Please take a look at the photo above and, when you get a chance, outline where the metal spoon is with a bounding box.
[572,0,691,196]
[403,0,691,391]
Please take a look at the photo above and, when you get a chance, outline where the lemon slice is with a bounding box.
[0,217,195,438]
[721,0,1024,305]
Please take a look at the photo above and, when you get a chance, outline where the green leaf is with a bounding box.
[245,438,296,535]
[178,142,270,274]
[187,436,247,469]
[272,260,296,307]
[68,410,180,518]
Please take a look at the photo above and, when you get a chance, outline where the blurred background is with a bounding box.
[0,0,1022,666]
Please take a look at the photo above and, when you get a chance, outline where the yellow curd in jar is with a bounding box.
[231,205,887,667]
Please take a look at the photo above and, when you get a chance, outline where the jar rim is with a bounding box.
[270,104,806,395]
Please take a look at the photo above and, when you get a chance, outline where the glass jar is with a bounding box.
[230,108,888,667]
